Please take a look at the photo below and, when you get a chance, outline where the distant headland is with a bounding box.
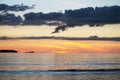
[0,50,18,53]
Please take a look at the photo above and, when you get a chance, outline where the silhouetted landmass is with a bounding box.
[0,4,120,33]
[0,49,18,53]
[0,36,120,41]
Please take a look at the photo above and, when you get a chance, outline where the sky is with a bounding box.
[0,40,120,53]
[0,0,120,53]
[1,0,120,12]
[0,25,120,37]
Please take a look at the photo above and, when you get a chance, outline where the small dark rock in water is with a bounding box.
[0,50,18,53]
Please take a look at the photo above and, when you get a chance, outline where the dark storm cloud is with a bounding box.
[0,4,34,12]
[24,12,63,21]
[0,13,22,25]
[52,25,67,33]
[23,12,63,26]
[0,4,34,25]
[0,4,120,33]
[0,36,120,41]
[53,6,120,33]
[23,5,120,33]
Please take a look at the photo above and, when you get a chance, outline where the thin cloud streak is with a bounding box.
[0,36,120,41]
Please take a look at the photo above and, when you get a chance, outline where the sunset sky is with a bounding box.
[0,0,120,53]
[0,40,120,53]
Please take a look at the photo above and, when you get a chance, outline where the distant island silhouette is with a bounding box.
[26,51,35,53]
[0,50,18,53]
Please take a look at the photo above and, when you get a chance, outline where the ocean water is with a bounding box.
[0,53,120,80]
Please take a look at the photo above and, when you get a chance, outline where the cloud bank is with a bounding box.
[0,4,34,12]
[0,4,120,33]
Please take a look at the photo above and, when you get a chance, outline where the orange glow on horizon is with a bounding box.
[0,39,120,53]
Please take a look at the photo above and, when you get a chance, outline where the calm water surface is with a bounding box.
[0,53,120,80]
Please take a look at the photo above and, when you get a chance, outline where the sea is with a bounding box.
[0,53,120,80]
